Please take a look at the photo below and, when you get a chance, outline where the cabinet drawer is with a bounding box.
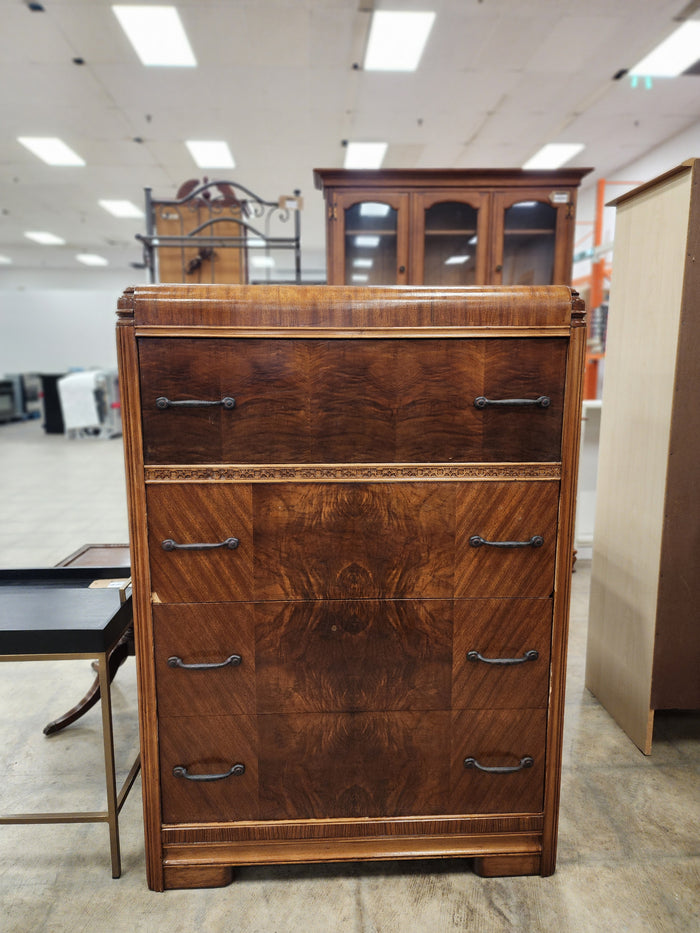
[159,715,258,824]
[146,480,558,603]
[154,599,548,719]
[450,709,547,814]
[139,337,567,464]
[160,708,546,824]
[452,599,552,709]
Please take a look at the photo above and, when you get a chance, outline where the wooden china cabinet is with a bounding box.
[314,169,591,287]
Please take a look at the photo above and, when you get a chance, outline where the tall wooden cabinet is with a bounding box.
[117,283,585,891]
[586,160,700,754]
[314,169,591,287]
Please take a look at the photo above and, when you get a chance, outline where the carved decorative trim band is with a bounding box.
[145,462,561,483]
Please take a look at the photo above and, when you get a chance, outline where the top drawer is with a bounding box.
[138,337,567,464]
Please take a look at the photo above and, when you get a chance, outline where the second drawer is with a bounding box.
[146,480,560,602]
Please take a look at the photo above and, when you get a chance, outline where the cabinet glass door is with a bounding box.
[342,199,404,285]
[497,198,558,285]
[413,192,488,285]
[423,201,479,285]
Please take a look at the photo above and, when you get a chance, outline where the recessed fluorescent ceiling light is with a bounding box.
[523,143,585,170]
[360,202,391,217]
[18,137,85,166]
[24,231,65,245]
[353,258,373,268]
[355,235,380,248]
[364,11,436,71]
[112,5,196,66]
[251,256,275,268]
[344,142,388,169]
[186,140,235,169]
[0,255,12,264]
[629,21,700,76]
[99,199,144,218]
[76,253,108,266]
[445,255,470,265]
[352,274,369,282]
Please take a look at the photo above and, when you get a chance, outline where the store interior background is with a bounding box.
[1,0,700,378]
[1,4,699,928]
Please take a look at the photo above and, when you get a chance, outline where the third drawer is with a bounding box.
[153,598,552,716]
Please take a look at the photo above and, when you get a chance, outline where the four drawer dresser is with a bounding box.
[117,284,586,890]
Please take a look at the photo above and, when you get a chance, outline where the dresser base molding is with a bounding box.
[160,831,545,889]
[161,813,544,846]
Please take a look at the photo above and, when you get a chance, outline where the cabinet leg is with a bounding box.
[473,853,542,877]
[163,864,235,890]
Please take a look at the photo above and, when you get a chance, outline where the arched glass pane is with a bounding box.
[344,201,397,285]
[423,201,478,285]
[502,201,557,285]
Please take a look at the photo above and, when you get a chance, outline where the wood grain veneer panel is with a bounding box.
[253,482,456,599]
[139,337,566,464]
[255,599,452,713]
[450,709,547,814]
[452,599,552,709]
[129,283,579,330]
[455,481,559,598]
[258,711,450,819]
[153,603,256,716]
[116,317,165,890]
[146,483,253,603]
[159,715,258,824]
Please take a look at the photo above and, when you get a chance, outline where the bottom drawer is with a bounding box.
[158,709,546,824]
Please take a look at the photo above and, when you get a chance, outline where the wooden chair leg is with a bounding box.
[43,631,132,735]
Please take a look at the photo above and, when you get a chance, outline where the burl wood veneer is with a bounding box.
[117,284,585,890]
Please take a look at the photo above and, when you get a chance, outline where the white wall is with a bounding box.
[0,288,125,375]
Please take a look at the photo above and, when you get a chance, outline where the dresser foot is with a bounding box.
[473,853,542,877]
[163,865,235,890]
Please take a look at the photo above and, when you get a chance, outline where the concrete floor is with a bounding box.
[0,418,698,932]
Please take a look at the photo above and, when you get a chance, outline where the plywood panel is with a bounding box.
[586,165,693,753]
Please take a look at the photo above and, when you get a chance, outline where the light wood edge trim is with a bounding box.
[133,325,571,339]
[116,320,164,892]
[162,832,543,868]
[144,463,562,483]
[541,319,587,874]
[162,812,544,837]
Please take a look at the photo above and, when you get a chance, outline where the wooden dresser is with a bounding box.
[117,284,585,891]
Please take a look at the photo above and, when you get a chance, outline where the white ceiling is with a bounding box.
[1,0,699,282]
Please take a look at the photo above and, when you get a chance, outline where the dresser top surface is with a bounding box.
[118,285,584,332]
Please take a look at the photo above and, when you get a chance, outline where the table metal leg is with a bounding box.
[97,653,121,878]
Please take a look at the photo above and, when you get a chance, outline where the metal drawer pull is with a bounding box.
[156,396,236,409]
[161,537,239,551]
[463,756,534,774]
[474,396,550,409]
[469,535,544,549]
[467,649,539,665]
[167,654,242,670]
[173,763,245,782]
